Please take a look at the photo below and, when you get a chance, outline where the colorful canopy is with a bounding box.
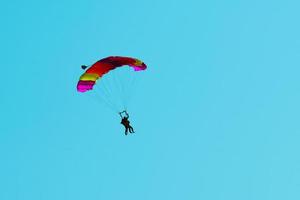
[77,56,147,92]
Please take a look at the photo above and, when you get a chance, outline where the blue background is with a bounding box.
[1,0,300,199]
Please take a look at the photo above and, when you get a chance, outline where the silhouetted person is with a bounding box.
[119,111,134,135]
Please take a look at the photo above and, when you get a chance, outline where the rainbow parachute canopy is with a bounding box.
[77,56,147,92]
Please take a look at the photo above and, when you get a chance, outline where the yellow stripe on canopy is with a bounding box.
[80,73,100,81]
[134,59,143,66]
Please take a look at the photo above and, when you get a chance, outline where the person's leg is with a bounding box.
[129,126,134,133]
[125,127,128,135]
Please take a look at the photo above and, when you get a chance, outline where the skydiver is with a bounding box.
[119,111,135,135]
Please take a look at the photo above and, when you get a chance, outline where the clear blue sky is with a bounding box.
[1,0,300,199]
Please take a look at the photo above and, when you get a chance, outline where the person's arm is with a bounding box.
[119,112,122,118]
[125,112,129,118]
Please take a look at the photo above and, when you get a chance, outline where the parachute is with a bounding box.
[77,56,147,111]
[77,56,146,92]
